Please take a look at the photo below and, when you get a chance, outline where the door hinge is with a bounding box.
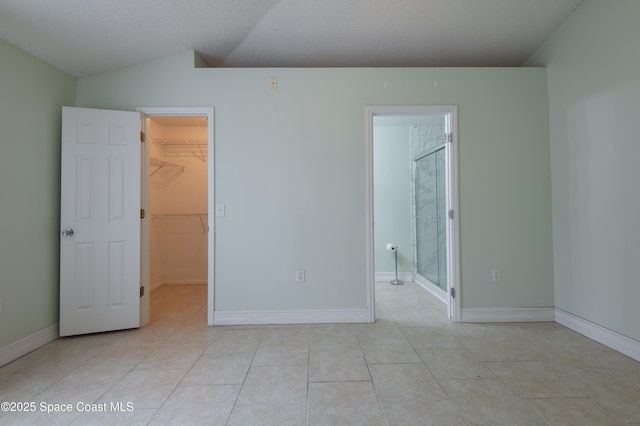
[445,132,453,142]
[140,286,145,298]
[450,287,456,298]
[140,208,145,219]
[140,131,145,142]
[448,209,454,219]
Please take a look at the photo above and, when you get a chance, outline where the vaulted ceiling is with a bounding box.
[0,0,583,78]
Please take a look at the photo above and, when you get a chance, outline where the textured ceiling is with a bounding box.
[0,0,583,78]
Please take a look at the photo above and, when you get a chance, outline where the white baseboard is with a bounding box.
[0,324,58,367]
[150,278,164,292]
[213,308,371,325]
[153,275,207,289]
[375,272,413,282]
[461,307,556,323]
[414,274,448,304]
[163,275,207,285]
[555,309,640,362]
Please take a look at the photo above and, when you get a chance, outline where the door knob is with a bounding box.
[61,228,75,237]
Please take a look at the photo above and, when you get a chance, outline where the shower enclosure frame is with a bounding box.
[412,144,448,299]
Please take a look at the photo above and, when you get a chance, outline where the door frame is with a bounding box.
[365,105,460,322]
[136,106,215,326]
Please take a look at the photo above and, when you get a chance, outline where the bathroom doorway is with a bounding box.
[366,106,460,322]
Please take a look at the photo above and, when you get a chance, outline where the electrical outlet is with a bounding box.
[295,269,305,283]
[491,269,502,283]
[215,204,225,217]
[269,77,278,90]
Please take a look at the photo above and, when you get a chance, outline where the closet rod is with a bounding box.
[154,139,208,161]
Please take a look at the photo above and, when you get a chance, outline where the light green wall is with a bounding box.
[76,54,554,312]
[373,125,412,274]
[0,40,76,348]
[527,0,640,340]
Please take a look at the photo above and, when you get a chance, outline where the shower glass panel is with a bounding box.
[436,148,447,288]
[415,147,446,289]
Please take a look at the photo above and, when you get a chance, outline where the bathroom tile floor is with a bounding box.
[1,282,639,425]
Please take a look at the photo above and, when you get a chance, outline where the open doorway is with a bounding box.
[366,106,460,323]
[138,107,215,328]
[147,116,208,324]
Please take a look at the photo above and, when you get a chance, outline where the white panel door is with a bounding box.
[60,107,141,336]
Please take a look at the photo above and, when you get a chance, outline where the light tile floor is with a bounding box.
[1,282,639,425]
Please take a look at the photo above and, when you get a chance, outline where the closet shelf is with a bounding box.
[149,157,184,188]
[152,213,208,233]
[154,138,208,161]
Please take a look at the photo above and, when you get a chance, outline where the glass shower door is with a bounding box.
[415,147,447,289]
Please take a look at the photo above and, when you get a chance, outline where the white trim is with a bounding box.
[213,309,370,325]
[161,275,207,285]
[0,324,58,367]
[375,272,413,282]
[139,115,151,327]
[136,107,215,326]
[446,109,461,322]
[414,274,448,304]
[366,105,461,323]
[555,309,640,362]
[365,110,375,323]
[150,278,164,292]
[461,308,556,323]
[151,275,207,292]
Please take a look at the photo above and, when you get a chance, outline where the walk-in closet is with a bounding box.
[148,116,208,318]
